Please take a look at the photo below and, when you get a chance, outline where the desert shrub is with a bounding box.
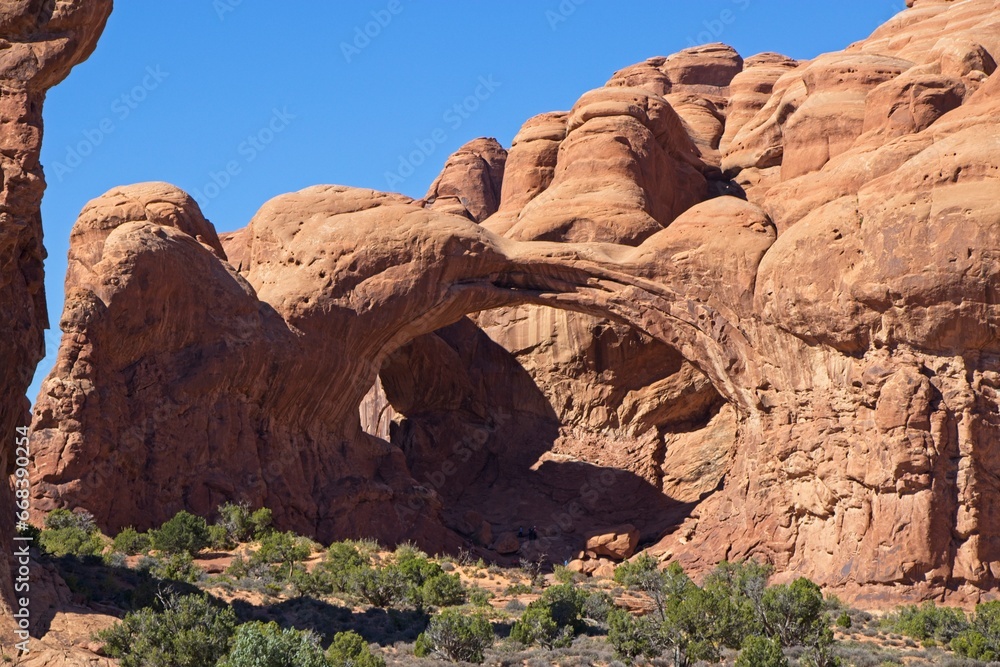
[216,501,254,543]
[218,621,328,667]
[614,554,668,617]
[614,559,783,665]
[39,526,103,558]
[761,577,826,647]
[583,590,616,623]
[615,554,718,665]
[417,608,494,663]
[396,550,442,585]
[661,575,729,665]
[113,527,151,556]
[350,565,409,608]
[104,551,128,568]
[758,577,838,666]
[883,601,967,643]
[509,584,586,648]
[737,635,788,667]
[553,564,576,584]
[45,508,97,533]
[252,530,313,564]
[519,557,546,587]
[951,629,997,661]
[151,511,211,556]
[950,600,1000,661]
[18,523,41,541]
[619,560,724,664]
[39,508,103,558]
[505,599,526,612]
[701,559,773,648]
[316,541,368,593]
[208,523,233,550]
[539,583,587,631]
[223,554,286,595]
[98,593,237,667]
[289,565,328,598]
[226,554,250,579]
[510,603,570,648]
[837,611,853,629]
[393,547,446,605]
[421,573,466,607]
[607,609,662,664]
[150,552,202,584]
[252,530,313,579]
[351,538,382,559]
[327,630,386,667]
[830,642,901,667]
[414,631,434,658]
[852,610,874,625]
[504,582,532,596]
[136,555,159,572]
[468,585,493,607]
[250,507,274,538]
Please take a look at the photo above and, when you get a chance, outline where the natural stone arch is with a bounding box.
[29,183,769,553]
[367,301,736,561]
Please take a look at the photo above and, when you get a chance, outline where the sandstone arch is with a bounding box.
[29,183,765,551]
[26,0,1000,607]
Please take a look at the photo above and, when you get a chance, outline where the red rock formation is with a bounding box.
[585,524,640,560]
[606,44,744,170]
[485,111,566,236]
[28,0,1000,606]
[398,97,730,557]
[421,137,506,222]
[657,0,1000,604]
[497,86,706,245]
[719,53,798,156]
[0,0,112,640]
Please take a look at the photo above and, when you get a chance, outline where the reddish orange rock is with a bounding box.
[26,0,1000,611]
[422,137,507,222]
[0,0,112,641]
[585,525,640,560]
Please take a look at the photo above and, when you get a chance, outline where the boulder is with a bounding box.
[493,532,521,555]
[585,525,641,560]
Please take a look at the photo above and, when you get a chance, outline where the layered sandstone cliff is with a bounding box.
[28,0,1000,605]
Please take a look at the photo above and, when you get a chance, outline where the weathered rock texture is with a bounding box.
[0,0,112,642]
[585,524,640,560]
[29,0,1000,605]
[421,137,507,222]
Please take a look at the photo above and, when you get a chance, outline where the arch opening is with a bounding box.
[360,305,738,562]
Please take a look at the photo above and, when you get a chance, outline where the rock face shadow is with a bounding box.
[378,313,726,563]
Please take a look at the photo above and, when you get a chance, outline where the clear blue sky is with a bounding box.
[29,0,904,403]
